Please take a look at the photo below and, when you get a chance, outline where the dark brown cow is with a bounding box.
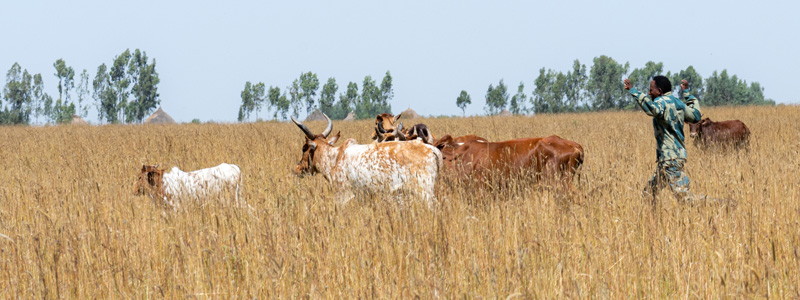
[688,117,751,149]
[402,123,436,144]
[433,134,584,186]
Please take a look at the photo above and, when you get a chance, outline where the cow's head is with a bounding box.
[371,112,402,141]
[134,165,164,196]
[689,117,712,138]
[292,113,340,177]
[375,121,408,142]
[402,123,435,144]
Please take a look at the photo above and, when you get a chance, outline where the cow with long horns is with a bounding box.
[292,113,443,206]
[372,112,436,144]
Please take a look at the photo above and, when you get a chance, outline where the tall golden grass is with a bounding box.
[0,105,798,298]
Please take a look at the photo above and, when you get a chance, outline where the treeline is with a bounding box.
[238,71,394,121]
[0,49,160,125]
[477,55,774,115]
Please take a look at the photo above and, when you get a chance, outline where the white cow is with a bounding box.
[292,113,442,206]
[134,163,243,209]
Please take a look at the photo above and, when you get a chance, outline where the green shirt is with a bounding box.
[629,89,688,162]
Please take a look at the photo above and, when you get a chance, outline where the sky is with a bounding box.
[2,0,798,123]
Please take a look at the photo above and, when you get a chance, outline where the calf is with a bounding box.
[688,117,750,149]
[293,113,442,206]
[134,163,243,208]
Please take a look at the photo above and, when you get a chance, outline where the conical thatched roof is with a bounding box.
[305,109,328,122]
[400,108,420,119]
[498,109,512,117]
[70,114,89,125]
[343,111,355,121]
[145,107,176,124]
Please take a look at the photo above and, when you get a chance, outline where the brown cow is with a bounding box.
[688,117,750,149]
[433,134,583,186]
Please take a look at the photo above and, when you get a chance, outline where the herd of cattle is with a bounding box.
[133,112,751,208]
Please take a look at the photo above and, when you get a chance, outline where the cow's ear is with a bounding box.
[141,165,147,171]
[328,131,341,145]
[394,112,402,122]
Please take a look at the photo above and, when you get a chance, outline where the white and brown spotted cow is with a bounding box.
[292,113,442,206]
[134,163,243,209]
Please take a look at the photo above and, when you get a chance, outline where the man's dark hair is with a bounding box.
[653,75,672,93]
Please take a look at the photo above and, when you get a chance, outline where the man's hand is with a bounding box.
[680,79,688,91]
[623,79,632,90]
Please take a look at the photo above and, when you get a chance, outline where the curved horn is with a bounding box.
[377,121,387,134]
[394,122,407,141]
[291,116,316,140]
[423,127,434,144]
[321,113,333,138]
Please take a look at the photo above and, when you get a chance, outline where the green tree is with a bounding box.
[288,79,302,118]
[31,73,49,123]
[587,55,629,110]
[356,75,381,119]
[53,59,75,106]
[377,71,393,113]
[670,65,703,101]
[509,82,526,115]
[93,63,117,123]
[268,86,290,120]
[532,68,565,114]
[238,81,257,122]
[299,72,319,113]
[565,59,588,111]
[627,61,664,94]
[484,79,508,115]
[75,69,90,118]
[52,59,77,124]
[456,90,471,116]
[51,99,76,124]
[319,77,338,118]
[2,63,34,124]
[332,81,358,119]
[126,49,161,123]
[704,70,730,106]
[110,49,132,122]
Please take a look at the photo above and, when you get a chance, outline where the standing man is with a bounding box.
[624,76,702,203]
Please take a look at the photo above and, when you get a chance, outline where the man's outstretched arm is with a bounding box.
[680,79,702,123]
[624,78,663,118]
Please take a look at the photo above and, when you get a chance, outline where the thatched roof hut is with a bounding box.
[343,111,355,121]
[498,109,512,117]
[70,114,89,125]
[305,109,328,122]
[145,107,176,124]
[400,108,420,119]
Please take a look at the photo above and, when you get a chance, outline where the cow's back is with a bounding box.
[340,140,440,193]
[701,119,751,148]
[533,135,584,180]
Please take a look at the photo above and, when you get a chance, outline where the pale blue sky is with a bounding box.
[2,0,798,123]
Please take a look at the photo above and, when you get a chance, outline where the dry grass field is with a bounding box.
[1,105,799,298]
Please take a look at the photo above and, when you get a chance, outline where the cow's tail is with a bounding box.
[431,145,444,175]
